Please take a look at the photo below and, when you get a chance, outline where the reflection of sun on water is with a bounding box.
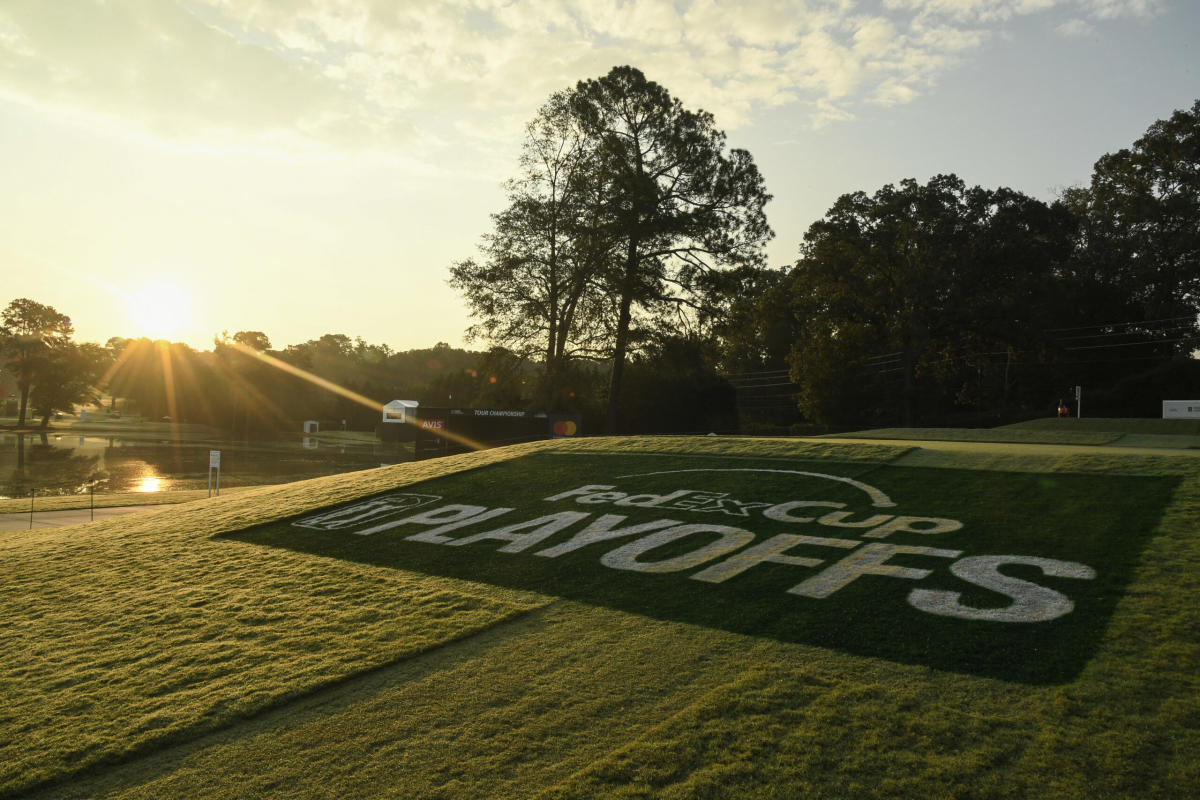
[136,476,162,493]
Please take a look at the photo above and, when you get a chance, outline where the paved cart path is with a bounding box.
[0,504,176,531]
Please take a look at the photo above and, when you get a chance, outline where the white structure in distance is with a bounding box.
[383,399,419,424]
[1162,401,1200,419]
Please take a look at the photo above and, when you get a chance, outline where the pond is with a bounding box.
[0,432,414,499]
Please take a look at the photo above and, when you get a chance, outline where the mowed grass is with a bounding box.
[0,448,551,798]
[4,433,1199,799]
[827,425,1125,446]
[1004,416,1200,436]
[833,417,1200,450]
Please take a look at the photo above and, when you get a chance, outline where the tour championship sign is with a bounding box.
[228,453,1178,683]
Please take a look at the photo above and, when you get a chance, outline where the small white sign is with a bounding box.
[1163,401,1200,419]
[209,450,221,468]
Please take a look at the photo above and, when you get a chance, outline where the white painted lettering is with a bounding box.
[818,510,894,528]
[789,542,963,598]
[534,515,683,558]
[576,491,629,504]
[356,504,498,537]
[671,492,727,509]
[763,501,845,523]
[690,534,860,584]
[401,506,514,543]
[445,511,592,552]
[293,494,442,531]
[614,490,693,507]
[709,498,773,517]
[601,524,756,573]
[861,516,963,539]
[908,555,1096,622]
[543,484,616,501]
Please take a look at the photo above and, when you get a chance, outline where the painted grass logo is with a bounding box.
[229,453,1178,683]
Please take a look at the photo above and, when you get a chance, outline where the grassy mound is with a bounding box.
[3,434,1197,799]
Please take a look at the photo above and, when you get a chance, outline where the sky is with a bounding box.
[1,0,1196,353]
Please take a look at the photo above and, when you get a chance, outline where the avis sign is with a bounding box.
[233,454,1176,683]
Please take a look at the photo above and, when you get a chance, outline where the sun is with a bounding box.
[125,280,197,342]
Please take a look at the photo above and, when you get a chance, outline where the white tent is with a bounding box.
[382,399,419,423]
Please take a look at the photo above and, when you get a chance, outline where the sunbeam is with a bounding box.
[227,342,489,453]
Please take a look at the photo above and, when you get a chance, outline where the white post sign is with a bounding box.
[208,450,221,497]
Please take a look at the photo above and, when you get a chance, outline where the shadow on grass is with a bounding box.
[224,453,1179,685]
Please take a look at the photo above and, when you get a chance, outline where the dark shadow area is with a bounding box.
[224,453,1179,685]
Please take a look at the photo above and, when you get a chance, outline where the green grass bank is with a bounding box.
[2,428,1196,799]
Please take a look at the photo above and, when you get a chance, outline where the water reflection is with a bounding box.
[0,433,413,499]
[1,433,105,497]
[136,476,163,493]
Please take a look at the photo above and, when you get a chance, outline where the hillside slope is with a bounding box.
[4,434,1197,799]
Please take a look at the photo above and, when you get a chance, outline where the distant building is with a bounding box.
[382,399,419,424]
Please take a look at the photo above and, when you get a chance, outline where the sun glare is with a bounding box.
[125,280,197,342]
[135,477,162,493]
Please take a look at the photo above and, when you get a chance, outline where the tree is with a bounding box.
[1060,98,1200,358]
[470,347,532,409]
[451,66,772,431]
[102,338,216,424]
[707,265,798,373]
[450,91,612,410]
[30,342,109,427]
[617,334,737,434]
[232,331,272,352]
[787,176,1071,426]
[569,66,773,432]
[0,298,75,427]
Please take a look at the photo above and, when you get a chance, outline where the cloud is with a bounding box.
[881,0,1161,22]
[1055,17,1096,36]
[0,0,1173,158]
[0,0,419,157]
[1078,0,1162,19]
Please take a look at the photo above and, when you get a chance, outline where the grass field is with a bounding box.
[2,428,1197,798]
[0,487,258,515]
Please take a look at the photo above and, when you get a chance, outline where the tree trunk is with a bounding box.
[605,238,639,434]
[542,356,561,411]
[17,383,30,428]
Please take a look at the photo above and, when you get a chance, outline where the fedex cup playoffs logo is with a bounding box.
[292,466,1097,625]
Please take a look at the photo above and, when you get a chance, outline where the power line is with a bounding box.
[1056,325,1195,342]
[727,375,793,385]
[721,367,792,377]
[736,384,799,391]
[1064,337,1189,352]
[736,391,802,399]
[1046,314,1197,334]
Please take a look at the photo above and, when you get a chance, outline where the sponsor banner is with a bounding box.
[227,453,1177,683]
[1162,400,1200,419]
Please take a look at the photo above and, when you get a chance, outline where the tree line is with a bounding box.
[452,67,1199,429]
[4,68,1196,435]
[0,310,521,433]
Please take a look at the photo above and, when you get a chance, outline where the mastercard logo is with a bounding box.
[552,420,578,436]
